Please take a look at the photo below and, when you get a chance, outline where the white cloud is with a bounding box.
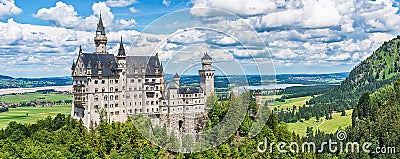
[34,1,136,31]
[0,18,22,45]
[0,0,21,19]
[33,2,80,28]
[106,0,136,7]
[190,0,278,17]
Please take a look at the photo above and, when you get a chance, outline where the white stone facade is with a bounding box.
[71,16,214,135]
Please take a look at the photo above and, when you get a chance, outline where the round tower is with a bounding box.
[94,14,107,53]
[198,53,215,98]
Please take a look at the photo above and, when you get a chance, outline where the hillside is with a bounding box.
[0,76,72,89]
[310,35,400,110]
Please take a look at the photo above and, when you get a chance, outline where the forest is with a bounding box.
[0,93,316,158]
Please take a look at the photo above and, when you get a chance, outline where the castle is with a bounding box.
[71,15,215,135]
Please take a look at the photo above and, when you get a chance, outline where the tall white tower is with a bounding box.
[94,14,107,53]
[198,53,215,98]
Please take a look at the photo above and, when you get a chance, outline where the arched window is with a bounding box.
[94,95,99,101]
[115,95,118,100]
[110,95,113,100]
[104,95,108,101]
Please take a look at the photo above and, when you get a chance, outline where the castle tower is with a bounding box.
[94,14,107,53]
[198,53,215,98]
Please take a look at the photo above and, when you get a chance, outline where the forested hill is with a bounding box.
[310,35,400,108]
[0,76,72,89]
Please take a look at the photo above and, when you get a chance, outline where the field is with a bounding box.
[287,110,353,136]
[0,104,71,129]
[273,96,312,109]
[0,92,72,104]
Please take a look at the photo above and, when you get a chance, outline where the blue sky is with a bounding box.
[1,0,400,77]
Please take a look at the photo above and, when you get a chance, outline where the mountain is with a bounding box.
[0,76,72,89]
[310,35,400,109]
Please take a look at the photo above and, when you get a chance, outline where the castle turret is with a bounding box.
[198,53,215,98]
[117,36,126,71]
[94,14,107,53]
[174,73,180,88]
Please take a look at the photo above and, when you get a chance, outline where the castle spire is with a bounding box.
[71,59,76,70]
[96,14,106,35]
[118,36,126,56]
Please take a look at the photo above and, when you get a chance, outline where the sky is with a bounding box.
[1,0,400,77]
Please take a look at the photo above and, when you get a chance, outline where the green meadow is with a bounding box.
[0,92,72,104]
[0,104,71,129]
[287,110,353,136]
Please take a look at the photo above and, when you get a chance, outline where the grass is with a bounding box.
[0,104,71,129]
[318,110,352,134]
[287,110,353,136]
[274,96,312,110]
[0,92,72,104]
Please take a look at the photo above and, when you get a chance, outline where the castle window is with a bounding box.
[104,104,108,108]
[110,104,113,108]
[95,88,98,93]
[102,88,105,92]
[115,80,118,83]
[152,108,154,112]
[138,79,141,82]
[110,80,113,84]
[115,95,118,100]
[115,104,118,107]
[94,96,99,101]
[115,88,118,92]
[110,95,113,100]
[129,87,132,91]
[110,87,113,91]
[151,101,154,105]
[147,109,149,112]
[104,95,108,101]
[101,80,105,84]
[156,108,159,112]
[156,86,158,90]
[94,80,98,84]
[94,105,98,109]
[130,79,134,83]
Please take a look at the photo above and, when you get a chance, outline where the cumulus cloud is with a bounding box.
[188,0,400,72]
[34,1,136,31]
[106,0,136,7]
[0,0,21,19]
[0,18,22,45]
